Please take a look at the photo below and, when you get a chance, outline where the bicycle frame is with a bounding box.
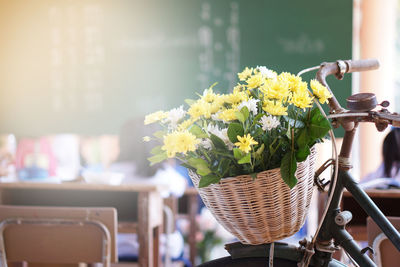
[315,168,400,267]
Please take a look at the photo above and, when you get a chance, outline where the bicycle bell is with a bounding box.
[346,93,378,111]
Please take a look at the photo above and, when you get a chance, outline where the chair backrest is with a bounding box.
[0,205,118,265]
[367,216,400,266]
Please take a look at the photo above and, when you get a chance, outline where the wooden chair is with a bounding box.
[0,205,118,267]
[367,216,400,266]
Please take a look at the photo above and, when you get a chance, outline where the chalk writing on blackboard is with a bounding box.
[197,1,240,91]
[277,33,325,54]
[49,4,105,113]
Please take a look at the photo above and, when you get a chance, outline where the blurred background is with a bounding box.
[0,0,399,265]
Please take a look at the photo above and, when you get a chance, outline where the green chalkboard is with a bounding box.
[0,0,352,136]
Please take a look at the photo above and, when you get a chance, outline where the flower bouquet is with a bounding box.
[144,66,332,244]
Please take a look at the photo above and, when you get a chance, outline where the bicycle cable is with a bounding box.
[297,67,340,267]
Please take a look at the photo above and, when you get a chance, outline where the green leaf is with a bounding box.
[210,134,227,150]
[240,106,250,121]
[252,113,265,127]
[185,99,196,106]
[197,165,212,176]
[218,158,230,176]
[187,158,211,176]
[235,111,245,123]
[150,146,163,155]
[252,127,264,138]
[255,143,265,156]
[309,108,331,139]
[227,123,244,143]
[188,157,208,169]
[208,82,218,90]
[280,151,298,188]
[189,124,208,138]
[238,153,251,164]
[296,145,310,162]
[153,130,166,139]
[180,162,196,171]
[199,174,220,188]
[297,128,309,147]
[233,148,244,160]
[148,153,167,166]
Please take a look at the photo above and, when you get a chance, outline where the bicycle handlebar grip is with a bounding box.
[344,58,379,73]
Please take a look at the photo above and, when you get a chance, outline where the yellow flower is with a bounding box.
[201,88,218,103]
[224,90,248,105]
[261,79,290,101]
[310,79,333,104]
[238,67,253,81]
[178,118,195,131]
[188,100,211,119]
[262,99,288,116]
[209,96,224,114]
[143,136,151,142]
[233,84,246,92]
[144,110,168,125]
[246,73,264,89]
[162,131,200,158]
[290,90,313,110]
[234,134,258,154]
[217,108,237,122]
[278,72,304,93]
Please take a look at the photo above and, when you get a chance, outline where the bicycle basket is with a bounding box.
[188,147,316,245]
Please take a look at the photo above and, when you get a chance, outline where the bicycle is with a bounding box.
[198,59,400,267]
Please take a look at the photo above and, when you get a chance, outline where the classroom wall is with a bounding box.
[0,0,352,137]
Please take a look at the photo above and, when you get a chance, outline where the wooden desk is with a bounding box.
[0,181,165,267]
[342,189,400,241]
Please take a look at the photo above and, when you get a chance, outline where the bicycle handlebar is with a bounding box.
[316,59,380,131]
[343,58,380,73]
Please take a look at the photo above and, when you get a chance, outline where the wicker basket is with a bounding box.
[188,147,316,245]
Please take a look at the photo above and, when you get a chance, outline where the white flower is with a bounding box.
[257,66,277,79]
[220,128,234,150]
[238,98,260,115]
[207,125,234,150]
[166,105,186,129]
[259,115,280,131]
[199,139,213,150]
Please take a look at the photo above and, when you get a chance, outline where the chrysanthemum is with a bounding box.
[259,115,280,131]
[278,72,304,93]
[224,90,248,105]
[290,90,313,110]
[166,105,186,129]
[238,67,253,81]
[261,79,290,101]
[256,66,277,79]
[144,110,168,125]
[246,73,264,89]
[310,79,333,104]
[234,134,258,154]
[217,108,237,122]
[262,100,288,116]
[162,131,200,158]
[178,118,195,131]
[188,100,211,119]
[237,98,260,115]
[201,88,218,103]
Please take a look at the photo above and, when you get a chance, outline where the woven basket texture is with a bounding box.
[189,147,316,245]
